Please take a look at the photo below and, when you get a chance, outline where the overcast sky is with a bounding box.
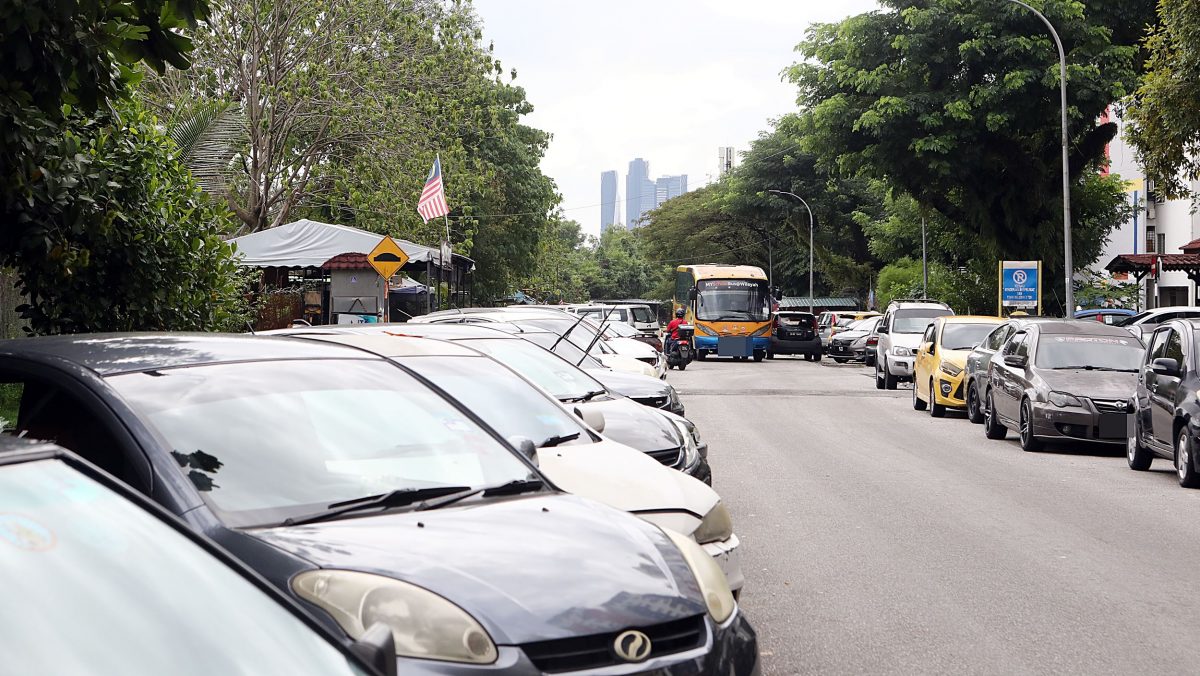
[470,0,880,237]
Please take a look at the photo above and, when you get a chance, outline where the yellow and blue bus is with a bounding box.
[674,264,772,361]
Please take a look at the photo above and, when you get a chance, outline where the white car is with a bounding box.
[1116,306,1200,340]
[566,303,660,337]
[875,299,954,389]
[288,332,744,593]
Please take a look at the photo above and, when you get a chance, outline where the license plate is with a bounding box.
[1098,414,1134,439]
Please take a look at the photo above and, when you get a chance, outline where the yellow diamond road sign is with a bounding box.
[368,236,408,280]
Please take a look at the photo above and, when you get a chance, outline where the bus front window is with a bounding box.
[696,280,770,322]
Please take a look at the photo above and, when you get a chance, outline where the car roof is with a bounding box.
[1031,320,1137,336]
[776,311,815,316]
[938,315,1003,324]
[0,333,370,376]
[291,333,484,359]
[266,322,523,342]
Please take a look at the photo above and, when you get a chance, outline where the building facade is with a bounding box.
[655,174,688,207]
[600,170,618,232]
[718,147,736,177]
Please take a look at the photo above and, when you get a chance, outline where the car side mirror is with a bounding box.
[688,288,697,300]
[574,406,605,433]
[351,623,398,676]
[1151,357,1181,377]
[508,436,539,466]
[1003,354,1028,368]
[877,325,889,334]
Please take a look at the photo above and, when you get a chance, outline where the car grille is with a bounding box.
[1091,398,1133,413]
[632,395,671,410]
[647,447,682,467]
[521,614,706,673]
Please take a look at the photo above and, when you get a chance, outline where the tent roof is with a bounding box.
[230,219,472,269]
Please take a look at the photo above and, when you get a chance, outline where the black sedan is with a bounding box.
[1128,319,1200,487]
[0,334,759,676]
[982,321,1142,451]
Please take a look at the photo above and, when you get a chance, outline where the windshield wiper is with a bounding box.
[540,432,581,448]
[281,485,472,527]
[412,478,548,512]
[1051,365,1137,372]
[564,389,606,403]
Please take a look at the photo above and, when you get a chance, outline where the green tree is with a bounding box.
[790,0,1153,312]
[1125,0,1200,199]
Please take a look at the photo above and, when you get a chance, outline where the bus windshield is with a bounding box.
[696,279,770,322]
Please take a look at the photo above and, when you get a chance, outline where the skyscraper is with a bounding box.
[718,147,736,177]
[655,174,688,207]
[626,158,653,228]
[600,170,618,232]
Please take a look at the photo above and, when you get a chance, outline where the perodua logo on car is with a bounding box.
[613,629,652,662]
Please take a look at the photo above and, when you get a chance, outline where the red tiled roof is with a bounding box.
[321,252,370,270]
[1182,238,1200,254]
[1107,253,1200,274]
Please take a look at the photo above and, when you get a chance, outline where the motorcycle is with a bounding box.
[665,324,694,371]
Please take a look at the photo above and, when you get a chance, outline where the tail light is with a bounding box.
[867,336,879,347]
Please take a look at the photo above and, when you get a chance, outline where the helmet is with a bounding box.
[675,308,685,318]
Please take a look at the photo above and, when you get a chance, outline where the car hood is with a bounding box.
[576,398,682,452]
[832,330,869,343]
[250,494,705,645]
[588,369,672,399]
[606,337,658,357]
[539,439,718,528]
[1036,368,1138,399]
[941,349,971,369]
[599,353,656,378]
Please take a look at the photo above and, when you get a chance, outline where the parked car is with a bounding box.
[874,300,955,389]
[911,316,1003,417]
[1115,306,1200,339]
[963,317,1055,424]
[567,303,660,337]
[0,334,760,675]
[1074,308,1136,325]
[981,320,1142,451]
[1128,319,1200,487]
[817,310,881,348]
[602,317,663,351]
[827,316,882,363]
[767,311,821,361]
[290,331,741,590]
[0,437,397,676]
[272,323,710,483]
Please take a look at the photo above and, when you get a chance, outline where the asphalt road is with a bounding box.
[669,356,1200,676]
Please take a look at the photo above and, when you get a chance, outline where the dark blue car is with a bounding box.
[0,334,759,675]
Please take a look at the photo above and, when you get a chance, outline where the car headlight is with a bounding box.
[693,502,733,544]
[1048,391,1082,408]
[292,570,497,664]
[662,529,736,624]
[669,418,699,467]
[940,362,963,377]
[889,346,912,357]
[750,325,770,337]
[668,387,681,409]
[696,324,717,336]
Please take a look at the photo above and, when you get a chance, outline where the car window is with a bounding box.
[1165,330,1186,368]
[891,308,953,334]
[631,307,653,323]
[1148,328,1172,362]
[984,325,1010,351]
[106,359,535,527]
[1003,331,1027,356]
[922,324,936,345]
[1014,333,1032,358]
[0,460,370,676]
[461,337,608,401]
[0,382,21,432]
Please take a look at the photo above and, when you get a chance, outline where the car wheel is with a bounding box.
[1019,399,1043,452]
[875,359,885,390]
[753,351,765,362]
[1127,416,1153,471]
[965,381,984,424]
[912,379,927,411]
[813,352,822,363]
[984,390,1007,440]
[930,379,947,418]
[1176,427,1200,488]
[865,355,875,367]
[883,361,898,390]
[766,351,775,360]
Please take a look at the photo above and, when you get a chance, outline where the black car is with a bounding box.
[963,317,1055,424]
[0,437,396,676]
[1129,319,1200,487]
[0,334,759,676]
[767,312,821,361]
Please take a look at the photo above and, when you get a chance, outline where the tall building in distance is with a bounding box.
[655,175,688,207]
[718,147,736,177]
[626,158,655,228]
[600,170,618,232]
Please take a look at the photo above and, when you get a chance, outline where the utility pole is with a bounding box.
[767,190,816,313]
[921,216,928,299]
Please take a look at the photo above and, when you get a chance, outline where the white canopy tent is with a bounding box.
[230,219,463,268]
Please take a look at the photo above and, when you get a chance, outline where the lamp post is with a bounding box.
[767,189,816,313]
[1007,0,1073,316]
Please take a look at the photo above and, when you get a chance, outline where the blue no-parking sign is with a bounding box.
[999,260,1041,311]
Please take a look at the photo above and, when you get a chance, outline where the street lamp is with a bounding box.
[767,189,816,313]
[1007,0,1073,316]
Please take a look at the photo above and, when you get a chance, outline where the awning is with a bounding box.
[1106,253,1200,278]
[778,296,861,309]
[230,219,473,269]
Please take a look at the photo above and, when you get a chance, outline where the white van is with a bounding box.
[568,304,659,336]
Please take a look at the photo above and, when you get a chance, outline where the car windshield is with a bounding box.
[106,359,534,527]
[1035,334,1144,370]
[630,307,654,323]
[1115,311,1153,327]
[695,279,770,322]
[892,308,953,333]
[0,460,369,676]
[517,318,613,356]
[513,329,608,369]
[399,355,591,447]
[463,338,608,400]
[604,322,638,337]
[941,323,998,350]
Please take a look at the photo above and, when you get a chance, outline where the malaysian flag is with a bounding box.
[417,156,450,222]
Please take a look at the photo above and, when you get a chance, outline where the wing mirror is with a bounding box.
[877,325,889,334]
[1151,357,1181,377]
[688,288,697,300]
[351,623,398,676]
[1003,354,1028,368]
[574,406,606,433]
[508,436,539,466]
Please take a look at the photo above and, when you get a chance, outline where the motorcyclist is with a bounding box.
[665,308,687,358]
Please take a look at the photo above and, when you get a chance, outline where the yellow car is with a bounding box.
[913,315,1004,417]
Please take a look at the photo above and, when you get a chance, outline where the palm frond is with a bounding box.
[168,101,246,196]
